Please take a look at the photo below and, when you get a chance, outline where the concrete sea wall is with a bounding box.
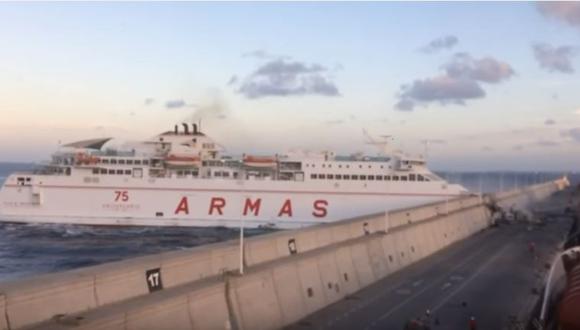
[0,179,567,330]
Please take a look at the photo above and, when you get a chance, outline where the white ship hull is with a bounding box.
[0,124,469,229]
[0,174,466,229]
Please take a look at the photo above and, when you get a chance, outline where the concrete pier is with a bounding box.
[287,192,573,330]
[0,179,567,330]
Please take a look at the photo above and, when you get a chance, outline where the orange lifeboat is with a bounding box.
[243,155,277,168]
[74,153,85,165]
[164,154,201,167]
[89,156,100,165]
[75,153,100,166]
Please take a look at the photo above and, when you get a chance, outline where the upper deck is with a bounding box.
[26,123,444,184]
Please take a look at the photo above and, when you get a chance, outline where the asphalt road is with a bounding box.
[287,213,571,330]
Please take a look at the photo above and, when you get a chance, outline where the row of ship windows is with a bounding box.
[92,168,133,175]
[310,173,429,182]
[213,171,234,178]
[91,168,205,177]
[99,159,149,166]
[305,164,389,170]
[177,170,200,177]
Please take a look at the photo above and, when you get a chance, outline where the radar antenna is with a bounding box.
[362,129,395,155]
[420,139,430,160]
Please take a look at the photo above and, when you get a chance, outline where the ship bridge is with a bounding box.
[146,123,221,160]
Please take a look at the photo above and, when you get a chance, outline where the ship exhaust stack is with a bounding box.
[192,123,198,135]
[182,123,189,135]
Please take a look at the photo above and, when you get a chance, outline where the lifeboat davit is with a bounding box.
[243,155,277,168]
[164,154,201,168]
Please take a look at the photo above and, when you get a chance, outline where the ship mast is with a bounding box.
[362,129,396,156]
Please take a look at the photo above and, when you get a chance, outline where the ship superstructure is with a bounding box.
[0,124,468,229]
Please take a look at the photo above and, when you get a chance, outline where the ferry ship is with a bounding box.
[0,124,469,229]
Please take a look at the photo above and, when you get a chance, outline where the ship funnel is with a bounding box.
[174,125,178,134]
[192,123,198,135]
[182,123,189,135]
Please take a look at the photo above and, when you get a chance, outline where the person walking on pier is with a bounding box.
[469,316,477,330]
[528,241,537,259]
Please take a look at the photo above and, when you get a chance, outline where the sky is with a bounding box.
[1,1,580,171]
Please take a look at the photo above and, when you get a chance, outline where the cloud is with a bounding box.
[396,76,485,111]
[324,119,344,126]
[422,139,447,145]
[444,53,515,83]
[421,35,459,53]
[513,145,524,151]
[458,127,544,141]
[395,53,514,111]
[254,60,325,75]
[394,98,417,111]
[533,43,576,73]
[429,139,447,145]
[544,118,556,125]
[165,100,187,109]
[481,146,493,151]
[243,50,269,58]
[537,2,580,27]
[242,50,288,60]
[561,127,580,142]
[536,139,559,147]
[227,75,238,86]
[236,59,340,99]
[144,98,154,106]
